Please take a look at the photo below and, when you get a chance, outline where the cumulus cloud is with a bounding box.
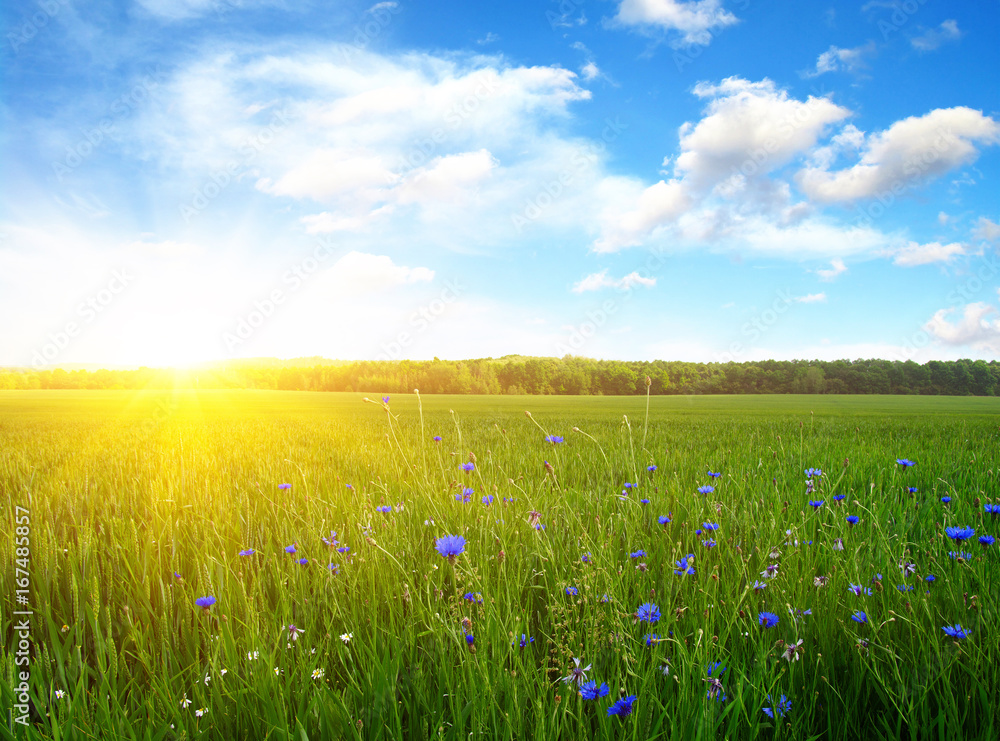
[814,258,847,281]
[923,302,1000,352]
[802,42,876,77]
[972,217,1000,243]
[797,107,1000,203]
[911,20,962,52]
[322,251,434,297]
[676,77,850,189]
[614,0,738,45]
[593,179,689,252]
[572,270,657,293]
[891,241,966,267]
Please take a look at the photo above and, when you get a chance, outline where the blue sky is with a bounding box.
[2,0,999,368]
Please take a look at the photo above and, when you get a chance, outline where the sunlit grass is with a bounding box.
[1,390,997,740]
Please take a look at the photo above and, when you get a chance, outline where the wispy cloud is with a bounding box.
[572,270,656,293]
[911,20,962,52]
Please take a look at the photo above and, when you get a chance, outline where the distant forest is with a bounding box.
[3,356,1000,396]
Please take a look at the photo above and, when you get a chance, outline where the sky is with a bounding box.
[2,0,999,369]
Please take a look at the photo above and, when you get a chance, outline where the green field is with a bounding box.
[2,390,998,740]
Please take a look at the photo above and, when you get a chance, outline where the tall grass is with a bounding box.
[1,390,997,740]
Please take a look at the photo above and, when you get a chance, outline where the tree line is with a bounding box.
[2,356,999,396]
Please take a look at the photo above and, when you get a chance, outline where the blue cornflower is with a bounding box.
[896,584,914,592]
[752,580,767,592]
[945,526,975,542]
[697,485,715,495]
[433,435,442,442]
[809,500,824,509]
[940,495,951,504]
[833,494,846,502]
[942,624,971,640]
[979,535,995,548]
[581,552,591,563]
[629,549,647,558]
[707,471,722,478]
[545,435,564,444]
[805,468,823,478]
[706,662,727,678]
[566,586,578,596]
[435,535,466,562]
[375,505,392,513]
[644,633,660,647]
[702,539,717,548]
[948,551,972,560]
[925,574,936,582]
[848,583,872,596]
[239,549,255,556]
[640,498,650,505]
[579,681,610,700]
[762,694,791,719]
[278,483,291,490]
[896,458,916,467]
[758,612,779,628]
[702,522,719,531]
[906,487,918,494]
[851,611,868,624]
[647,465,657,472]
[846,515,859,525]
[195,596,216,610]
[328,563,340,574]
[635,602,661,623]
[481,495,494,506]
[463,592,483,603]
[460,462,475,472]
[658,514,672,526]
[561,657,591,685]
[455,487,474,503]
[297,558,308,566]
[337,545,350,554]
[985,503,1000,515]
[513,634,534,648]
[607,695,637,717]
[285,544,297,554]
[322,531,338,547]
[674,554,695,576]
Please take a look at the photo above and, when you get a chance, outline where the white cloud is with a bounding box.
[258,149,397,202]
[814,258,847,281]
[571,270,657,293]
[676,77,851,189]
[973,217,1000,243]
[792,292,826,303]
[891,241,966,267]
[580,61,600,81]
[321,251,434,297]
[797,107,1000,203]
[614,0,738,45]
[593,179,689,252]
[911,20,962,52]
[803,42,876,77]
[923,302,1000,352]
[395,150,497,205]
[477,32,500,45]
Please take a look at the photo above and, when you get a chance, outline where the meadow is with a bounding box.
[1,390,998,740]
